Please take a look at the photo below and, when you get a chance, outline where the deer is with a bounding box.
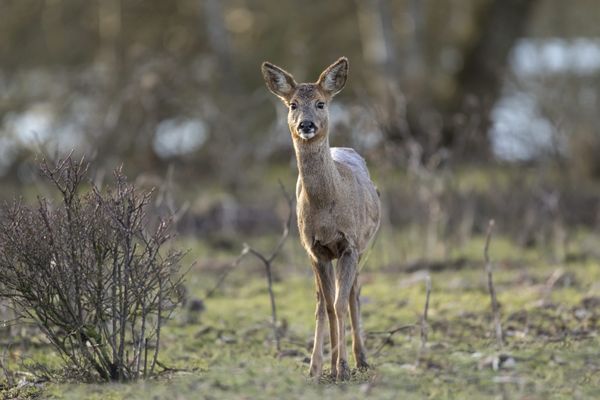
[261,57,381,381]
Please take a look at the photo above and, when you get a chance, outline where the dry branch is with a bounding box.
[540,268,564,306]
[416,275,432,367]
[243,182,293,353]
[0,346,15,389]
[370,324,415,357]
[484,219,504,348]
[203,248,250,299]
[204,182,293,353]
[420,275,432,350]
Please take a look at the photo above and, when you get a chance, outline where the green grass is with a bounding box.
[3,229,600,400]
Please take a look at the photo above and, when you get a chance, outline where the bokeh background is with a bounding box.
[3,2,600,398]
[1,0,600,263]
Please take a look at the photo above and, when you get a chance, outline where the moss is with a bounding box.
[1,384,43,400]
[5,229,600,399]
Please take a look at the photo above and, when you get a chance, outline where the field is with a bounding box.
[4,1,600,399]
[3,216,600,399]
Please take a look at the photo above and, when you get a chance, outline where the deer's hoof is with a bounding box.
[308,362,322,379]
[356,353,370,371]
[336,360,351,381]
[357,359,370,372]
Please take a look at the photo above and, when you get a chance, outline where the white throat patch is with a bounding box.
[299,132,316,140]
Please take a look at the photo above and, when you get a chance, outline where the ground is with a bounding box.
[2,223,600,400]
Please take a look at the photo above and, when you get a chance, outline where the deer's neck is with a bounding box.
[294,137,339,203]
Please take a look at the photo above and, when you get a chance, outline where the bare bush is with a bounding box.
[0,157,185,381]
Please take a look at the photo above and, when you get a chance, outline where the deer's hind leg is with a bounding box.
[349,275,369,370]
[309,260,336,378]
[334,248,359,381]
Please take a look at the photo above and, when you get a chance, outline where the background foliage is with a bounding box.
[1,1,600,399]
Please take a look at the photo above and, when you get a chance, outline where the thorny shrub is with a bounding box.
[0,157,185,381]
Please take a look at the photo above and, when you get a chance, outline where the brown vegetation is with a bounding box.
[0,157,185,381]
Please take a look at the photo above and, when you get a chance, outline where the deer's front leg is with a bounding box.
[334,248,358,381]
[309,278,327,378]
[310,260,336,378]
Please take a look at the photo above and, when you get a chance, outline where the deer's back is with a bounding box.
[332,147,380,245]
[330,148,372,190]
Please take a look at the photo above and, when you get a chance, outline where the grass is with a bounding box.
[2,227,600,400]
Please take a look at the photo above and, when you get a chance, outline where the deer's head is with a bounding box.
[262,57,348,143]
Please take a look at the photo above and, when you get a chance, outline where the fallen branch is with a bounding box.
[155,360,198,375]
[484,219,504,348]
[370,324,416,357]
[367,325,416,337]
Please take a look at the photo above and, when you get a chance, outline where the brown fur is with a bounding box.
[261,57,381,380]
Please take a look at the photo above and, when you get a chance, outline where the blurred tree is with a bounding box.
[202,0,240,93]
[443,0,540,158]
[375,0,540,162]
[0,0,598,186]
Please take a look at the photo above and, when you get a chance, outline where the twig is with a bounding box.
[201,184,293,353]
[370,325,416,357]
[155,360,196,375]
[203,181,293,301]
[264,181,293,265]
[541,268,564,305]
[416,275,432,367]
[203,247,250,299]
[484,219,504,348]
[244,246,280,352]
[367,325,416,336]
[420,275,431,350]
[1,345,15,388]
[243,182,293,353]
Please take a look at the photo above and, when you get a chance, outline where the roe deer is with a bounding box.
[261,57,381,381]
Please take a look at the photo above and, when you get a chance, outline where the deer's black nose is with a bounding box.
[298,120,316,133]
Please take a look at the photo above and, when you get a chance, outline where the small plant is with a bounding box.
[0,157,185,381]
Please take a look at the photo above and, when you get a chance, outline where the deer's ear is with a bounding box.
[317,57,348,97]
[261,62,297,103]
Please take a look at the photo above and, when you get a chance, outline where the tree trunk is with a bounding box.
[201,0,240,93]
[443,0,540,159]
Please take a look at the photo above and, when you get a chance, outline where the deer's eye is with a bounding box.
[290,103,298,110]
[316,101,325,109]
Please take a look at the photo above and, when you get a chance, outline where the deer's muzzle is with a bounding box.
[298,120,317,140]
